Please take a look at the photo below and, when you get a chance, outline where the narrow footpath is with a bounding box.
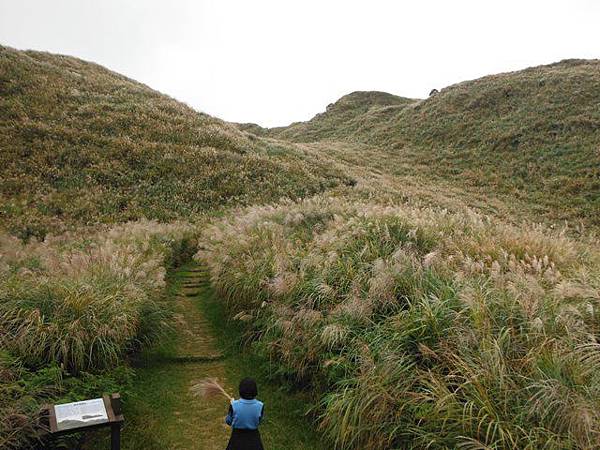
[89,264,324,450]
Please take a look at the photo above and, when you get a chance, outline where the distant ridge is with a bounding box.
[261,60,600,226]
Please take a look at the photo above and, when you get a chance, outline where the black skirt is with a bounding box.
[226,428,264,450]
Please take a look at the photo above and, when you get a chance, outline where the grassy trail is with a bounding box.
[87,263,324,450]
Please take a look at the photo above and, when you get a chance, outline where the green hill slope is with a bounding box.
[0,46,349,238]
[266,61,600,227]
[263,91,413,142]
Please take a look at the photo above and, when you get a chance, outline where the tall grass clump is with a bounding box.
[197,197,600,449]
[0,220,197,448]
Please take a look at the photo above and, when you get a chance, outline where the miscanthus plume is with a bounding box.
[197,196,600,449]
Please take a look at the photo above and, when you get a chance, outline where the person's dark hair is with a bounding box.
[239,377,258,400]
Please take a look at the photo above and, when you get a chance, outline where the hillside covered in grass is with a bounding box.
[239,91,414,141]
[261,60,600,228]
[0,45,346,449]
[2,44,600,450]
[0,45,350,239]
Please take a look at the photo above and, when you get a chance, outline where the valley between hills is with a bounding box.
[1,45,600,449]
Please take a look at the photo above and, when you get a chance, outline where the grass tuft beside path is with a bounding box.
[86,263,324,450]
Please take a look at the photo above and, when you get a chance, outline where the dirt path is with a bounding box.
[156,265,234,449]
[89,264,324,450]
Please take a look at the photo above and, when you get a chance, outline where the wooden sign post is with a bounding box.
[43,393,124,450]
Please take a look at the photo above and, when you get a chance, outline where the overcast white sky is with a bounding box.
[1,0,599,127]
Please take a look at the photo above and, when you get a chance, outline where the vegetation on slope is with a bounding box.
[88,264,325,450]
[2,44,599,450]
[0,221,197,448]
[0,45,350,239]
[197,197,600,449]
[265,61,600,227]
[0,45,348,448]
[240,91,414,142]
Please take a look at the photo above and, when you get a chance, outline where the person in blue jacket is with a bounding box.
[225,378,265,450]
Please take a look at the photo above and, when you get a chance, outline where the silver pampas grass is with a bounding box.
[190,378,234,402]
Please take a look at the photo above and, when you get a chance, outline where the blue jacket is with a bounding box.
[225,398,264,430]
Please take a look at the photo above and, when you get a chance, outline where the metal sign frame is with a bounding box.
[43,393,124,450]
